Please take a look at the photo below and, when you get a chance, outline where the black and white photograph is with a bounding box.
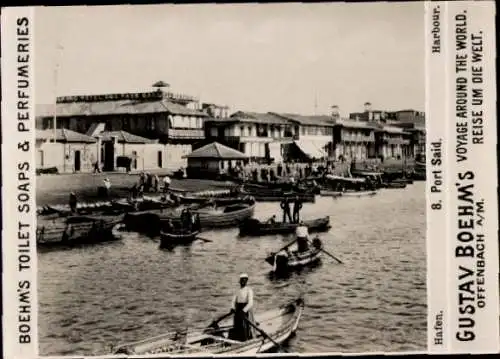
[33,3,427,355]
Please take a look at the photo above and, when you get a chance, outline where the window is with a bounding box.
[248,126,252,136]
[240,126,245,136]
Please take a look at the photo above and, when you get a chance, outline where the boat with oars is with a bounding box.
[265,235,343,274]
[239,216,330,236]
[112,297,304,355]
[266,237,323,274]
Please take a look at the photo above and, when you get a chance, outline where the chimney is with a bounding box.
[331,105,340,119]
[364,102,372,112]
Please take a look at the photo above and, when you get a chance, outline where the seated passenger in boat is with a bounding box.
[181,209,193,231]
[295,222,309,253]
[230,273,255,341]
[266,215,277,224]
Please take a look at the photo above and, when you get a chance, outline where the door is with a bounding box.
[157,151,162,168]
[74,150,81,172]
[104,142,115,171]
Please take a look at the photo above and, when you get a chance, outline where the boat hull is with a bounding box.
[112,298,304,355]
[320,190,377,197]
[239,217,330,236]
[36,214,123,248]
[159,230,200,247]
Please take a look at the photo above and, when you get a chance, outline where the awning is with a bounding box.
[294,140,327,159]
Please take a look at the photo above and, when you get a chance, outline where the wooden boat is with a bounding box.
[265,238,323,273]
[170,192,255,206]
[159,229,200,247]
[318,190,343,198]
[113,297,304,355]
[36,214,123,247]
[320,189,377,197]
[248,193,315,203]
[159,200,256,228]
[239,216,330,236]
[384,181,407,189]
[37,195,175,217]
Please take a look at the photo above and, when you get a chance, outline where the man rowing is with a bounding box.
[295,221,309,253]
[230,273,255,341]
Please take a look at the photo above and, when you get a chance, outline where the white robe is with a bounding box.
[231,286,256,337]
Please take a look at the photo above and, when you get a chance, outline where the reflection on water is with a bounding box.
[38,183,426,355]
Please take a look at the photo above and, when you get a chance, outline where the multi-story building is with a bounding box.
[205,111,295,162]
[333,119,378,160]
[387,109,426,159]
[375,125,412,160]
[37,86,208,170]
[270,113,336,160]
[349,103,425,160]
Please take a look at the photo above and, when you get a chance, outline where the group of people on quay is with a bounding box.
[129,172,171,198]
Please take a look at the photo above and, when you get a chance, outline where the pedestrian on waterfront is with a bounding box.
[163,175,171,193]
[280,197,292,223]
[153,174,160,192]
[129,184,138,200]
[93,161,101,173]
[230,273,255,342]
[292,196,303,223]
[295,222,309,253]
[69,192,78,213]
[103,178,111,198]
[277,163,283,177]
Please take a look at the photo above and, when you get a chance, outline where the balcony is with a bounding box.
[341,133,375,142]
[225,134,297,143]
[169,128,204,139]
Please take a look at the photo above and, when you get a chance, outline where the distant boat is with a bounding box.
[159,229,201,247]
[320,189,377,197]
[239,216,330,236]
[265,237,323,273]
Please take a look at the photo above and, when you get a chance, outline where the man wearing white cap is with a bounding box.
[230,273,255,341]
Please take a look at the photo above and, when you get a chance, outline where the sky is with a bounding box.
[35,3,424,116]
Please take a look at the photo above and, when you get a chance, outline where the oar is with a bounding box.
[206,311,233,330]
[195,236,213,243]
[307,237,343,264]
[273,236,299,254]
[242,316,288,353]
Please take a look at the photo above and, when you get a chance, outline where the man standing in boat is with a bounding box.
[292,196,303,223]
[230,273,255,341]
[280,197,292,223]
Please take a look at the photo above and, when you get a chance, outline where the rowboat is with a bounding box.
[320,189,378,197]
[159,200,256,228]
[112,297,304,355]
[384,181,407,189]
[159,230,200,247]
[170,192,255,206]
[250,194,315,203]
[37,195,175,216]
[36,213,124,248]
[239,216,330,236]
[265,238,323,273]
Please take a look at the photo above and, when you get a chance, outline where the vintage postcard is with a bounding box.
[1,2,498,358]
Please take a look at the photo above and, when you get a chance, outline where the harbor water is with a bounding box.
[38,182,426,355]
